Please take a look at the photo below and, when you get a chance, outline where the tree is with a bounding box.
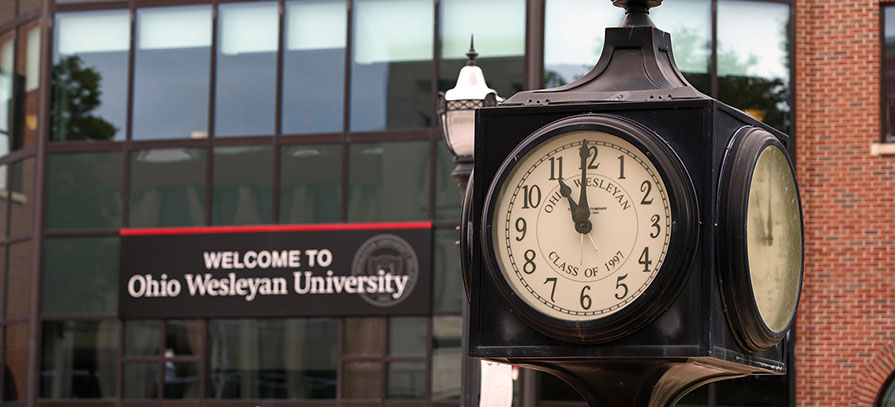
[51,55,117,141]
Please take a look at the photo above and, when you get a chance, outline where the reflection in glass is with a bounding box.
[207,318,338,399]
[130,148,206,228]
[388,361,425,399]
[42,237,119,316]
[14,21,40,150]
[7,241,30,320]
[216,2,277,137]
[165,362,200,399]
[350,0,433,131]
[125,320,160,356]
[432,315,462,400]
[280,144,341,223]
[435,142,461,222]
[52,10,129,141]
[5,323,28,401]
[124,363,158,399]
[439,0,524,97]
[0,164,6,238]
[47,152,124,230]
[9,158,33,236]
[18,0,40,15]
[433,228,462,312]
[283,0,346,134]
[344,317,385,356]
[166,319,202,357]
[543,0,621,87]
[213,146,273,225]
[0,32,13,155]
[133,6,211,140]
[343,361,383,399]
[884,7,895,142]
[650,0,711,94]
[39,320,118,399]
[717,0,790,132]
[388,317,427,356]
[348,141,430,222]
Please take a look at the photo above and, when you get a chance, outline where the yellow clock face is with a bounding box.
[745,145,802,333]
[490,130,672,321]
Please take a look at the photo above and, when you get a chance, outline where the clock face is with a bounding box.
[745,145,802,333]
[489,130,672,321]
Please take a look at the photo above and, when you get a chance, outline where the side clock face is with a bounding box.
[719,126,803,351]
[482,115,696,343]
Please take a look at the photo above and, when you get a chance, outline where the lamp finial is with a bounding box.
[466,34,478,66]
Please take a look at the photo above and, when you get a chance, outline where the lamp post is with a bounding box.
[438,37,500,407]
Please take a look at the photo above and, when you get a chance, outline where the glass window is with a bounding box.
[133,6,212,140]
[18,0,40,14]
[350,0,433,131]
[280,144,341,223]
[884,6,895,142]
[0,164,7,239]
[52,10,129,142]
[207,318,338,399]
[9,158,33,236]
[212,145,273,225]
[387,361,425,399]
[166,319,202,357]
[282,0,346,135]
[0,4,12,25]
[5,323,28,401]
[344,317,385,356]
[388,316,426,357]
[13,21,40,150]
[543,0,622,87]
[39,320,118,399]
[0,32,13,155]
[216,2,277,137]
[431,315,461,400]
[717,0,791,133]
[166,362,200,398]
[42,237,119,316]
[435,142,461,222]
[880,372,895,406]
[439,0,525,98]
[46,152,124,230]
[650,0,711,94]
[347,141,430,222]
[123,363,158,399]
[125,320,160,356]
[130,148,206,228]
[7,241,31,319]
[433,227,462,312]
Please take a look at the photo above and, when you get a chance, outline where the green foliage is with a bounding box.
[50,55,117,141]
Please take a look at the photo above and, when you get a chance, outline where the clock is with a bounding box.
[718,126,804,351]
[481,114,697,343]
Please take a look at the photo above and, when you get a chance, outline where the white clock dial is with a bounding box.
[490,130,672,321]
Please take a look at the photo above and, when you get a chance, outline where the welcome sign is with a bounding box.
[118,222,432,318]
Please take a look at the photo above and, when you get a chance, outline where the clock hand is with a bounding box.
[766,165,774,246]
[575,140,593,234]
[587,232,599,254]
[557,178,580,225]
[579,234,585,265]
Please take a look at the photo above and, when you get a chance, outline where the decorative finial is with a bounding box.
[611,0,661,27]
[466,34,478,66]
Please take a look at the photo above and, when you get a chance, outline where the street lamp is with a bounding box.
[438,36,499,187]
[438,36,501,407]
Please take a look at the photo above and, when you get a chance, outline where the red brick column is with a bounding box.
[795,0,895,405]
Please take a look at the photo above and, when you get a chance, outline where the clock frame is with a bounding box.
[480,114,698,343]
[717,126,805,352]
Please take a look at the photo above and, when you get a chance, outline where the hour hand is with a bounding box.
[557,178,579,221]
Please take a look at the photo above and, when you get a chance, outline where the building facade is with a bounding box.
[0,0,888,405]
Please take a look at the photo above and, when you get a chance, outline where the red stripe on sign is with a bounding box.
[120,221,434,236]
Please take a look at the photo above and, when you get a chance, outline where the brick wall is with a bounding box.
[795,0,895,405]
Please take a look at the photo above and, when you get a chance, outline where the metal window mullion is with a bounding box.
[710,0,718,99]
[205,3,219,228]
[341,0,352,224]
[272,0,285,225]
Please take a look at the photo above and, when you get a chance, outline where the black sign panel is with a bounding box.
[119,222,432,318]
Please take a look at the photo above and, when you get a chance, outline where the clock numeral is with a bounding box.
[617,155,626,179]
[523,250,537,274]
[650,214,660,238]
[640,180,653,205]
[638,247,652,272]
[580,285,592,310]
[521,185,541,209]
[615,273,629,300]
[579,146,599,170]
[515,218,527,241]
[544,278,557,302]
[549,156,563,180]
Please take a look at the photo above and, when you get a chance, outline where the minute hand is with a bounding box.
[576,140,591,222]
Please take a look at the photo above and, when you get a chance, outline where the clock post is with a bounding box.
[460,1,804,406]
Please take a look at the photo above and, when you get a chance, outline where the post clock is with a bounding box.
[460,0,804,406]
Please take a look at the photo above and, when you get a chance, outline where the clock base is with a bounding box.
[510,358,761,407]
